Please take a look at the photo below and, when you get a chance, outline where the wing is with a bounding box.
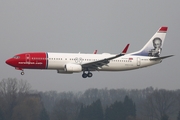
[82,44,130,71]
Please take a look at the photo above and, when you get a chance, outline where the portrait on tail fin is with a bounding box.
[148,38,162,57]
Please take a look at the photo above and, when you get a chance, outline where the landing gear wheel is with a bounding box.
[21,72,24,75]
[87,72,93,78]
[82,73,87,78]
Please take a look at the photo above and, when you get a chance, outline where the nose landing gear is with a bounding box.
[21,71,25,75]
[15,67,24,75]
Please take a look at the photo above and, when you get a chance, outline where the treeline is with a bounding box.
[78,96,136,120]
[0,78,180,120]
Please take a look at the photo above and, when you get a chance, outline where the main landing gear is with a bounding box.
[82,71,93,78]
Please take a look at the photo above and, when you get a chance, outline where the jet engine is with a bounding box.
[57,69,73,74]
[64,64,82,72]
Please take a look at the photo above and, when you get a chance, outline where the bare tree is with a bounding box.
[141,89,178,120]
[0,78,31,96]
[0,78,31,120]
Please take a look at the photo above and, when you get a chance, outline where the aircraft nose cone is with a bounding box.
[6,58,13,66]
[6,59,10,65]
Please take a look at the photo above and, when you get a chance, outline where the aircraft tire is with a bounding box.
[21,72,24,75]
[87,72,93,78]
[82,73,87,78]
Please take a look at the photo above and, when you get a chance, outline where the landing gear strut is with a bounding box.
[82,71,93,78]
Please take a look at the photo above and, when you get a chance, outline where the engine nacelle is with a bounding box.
[57,69,73,74]
[64,64,82,72]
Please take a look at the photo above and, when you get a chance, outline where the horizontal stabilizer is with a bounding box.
[150,55,174,61]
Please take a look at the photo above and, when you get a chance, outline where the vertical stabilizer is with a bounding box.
[132,27,168,57]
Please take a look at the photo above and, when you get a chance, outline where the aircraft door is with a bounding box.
[137,57,141,66]
[26,54,30,63]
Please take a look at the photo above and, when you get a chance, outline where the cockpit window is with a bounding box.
[13,56,20,59]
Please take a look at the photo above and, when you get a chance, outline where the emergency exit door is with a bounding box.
[137,57,141,66]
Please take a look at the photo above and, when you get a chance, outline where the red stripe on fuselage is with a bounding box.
[12,52,47,69]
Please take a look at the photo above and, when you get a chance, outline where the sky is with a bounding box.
[0,1,179,92]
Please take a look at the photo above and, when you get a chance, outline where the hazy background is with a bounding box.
[0,1,179,92]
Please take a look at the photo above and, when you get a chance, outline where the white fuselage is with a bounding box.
[47,52,160,72]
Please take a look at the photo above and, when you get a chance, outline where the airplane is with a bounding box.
[6,26,173,78]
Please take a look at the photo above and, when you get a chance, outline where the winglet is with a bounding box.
[93,50,97,54]
[104,44,130,61]
[122,44,130,54]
